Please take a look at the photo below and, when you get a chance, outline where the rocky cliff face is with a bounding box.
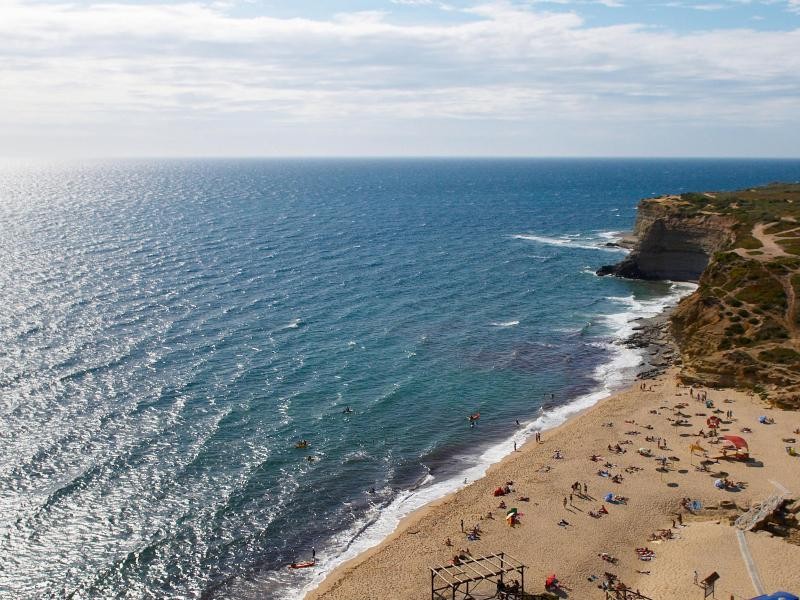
[598,184,800,409]
[597,197,736,281]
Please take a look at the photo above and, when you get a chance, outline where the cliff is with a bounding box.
[599,183,800,409]
[597,196,736,281]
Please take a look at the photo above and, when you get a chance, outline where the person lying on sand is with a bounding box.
[558,519,570,527]
[598,552,617,563]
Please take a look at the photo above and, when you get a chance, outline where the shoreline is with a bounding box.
[306,362,800,599]
[304,382,625,600]
[301,285,692,599]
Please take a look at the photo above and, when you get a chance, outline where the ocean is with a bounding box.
[1,158,798,599]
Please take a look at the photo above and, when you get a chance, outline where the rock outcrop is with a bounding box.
[597,196,736,281]
[599,184,800,409]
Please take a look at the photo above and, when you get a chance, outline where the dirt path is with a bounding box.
[752,223,792,258]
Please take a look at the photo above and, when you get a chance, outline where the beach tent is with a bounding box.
[750,593,799,600]
[721,435,749,459]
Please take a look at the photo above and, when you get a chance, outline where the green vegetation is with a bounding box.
[667,183,800,408]
[757,348,800,365]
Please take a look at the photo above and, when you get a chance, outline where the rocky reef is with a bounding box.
[600,183,800,409]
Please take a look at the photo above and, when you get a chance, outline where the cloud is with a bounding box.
[0,0,799,156]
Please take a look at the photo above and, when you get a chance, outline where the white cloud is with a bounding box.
[0,0,798,156]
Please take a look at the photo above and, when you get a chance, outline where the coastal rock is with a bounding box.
[596,197,735,281]
[606,183,800,409]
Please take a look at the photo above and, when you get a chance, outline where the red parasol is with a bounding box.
[722,435,748,449]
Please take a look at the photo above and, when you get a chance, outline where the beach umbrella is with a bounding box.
[545,574,558,587]
[750,593,799,600]
[506,507,518,525]
[722,435,748,449]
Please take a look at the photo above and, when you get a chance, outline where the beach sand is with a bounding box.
[306,369,800,599]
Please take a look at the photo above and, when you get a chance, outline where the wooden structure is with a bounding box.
[701,571,720,598]
[430,552,525,600]
[605,589,655,600]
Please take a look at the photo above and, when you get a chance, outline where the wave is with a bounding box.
[511,233,626,253]
[489,320,519,328]
[296,281,697,600]
[273,318,303,333]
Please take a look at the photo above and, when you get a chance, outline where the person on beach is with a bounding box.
[563,497,568,508]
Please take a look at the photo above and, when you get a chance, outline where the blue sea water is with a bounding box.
[1,158,798,599]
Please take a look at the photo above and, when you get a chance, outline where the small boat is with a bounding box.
[295,440,309,449]
[288,560,316,569]
[467,413,480,422]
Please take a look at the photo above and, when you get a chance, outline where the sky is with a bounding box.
[2,0,800,158]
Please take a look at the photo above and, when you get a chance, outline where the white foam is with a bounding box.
[297,281,697,600]
[274,317,303,333]
[490,320,520,328]
[596,230,623,240]
[511,233,627,253]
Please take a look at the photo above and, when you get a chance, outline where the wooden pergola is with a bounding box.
[431,552,526,600]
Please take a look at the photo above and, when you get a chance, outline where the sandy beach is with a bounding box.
[306,368,800,599]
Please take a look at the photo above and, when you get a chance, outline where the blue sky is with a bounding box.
[2,0,799,157]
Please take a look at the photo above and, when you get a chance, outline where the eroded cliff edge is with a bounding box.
[599,183,800,409]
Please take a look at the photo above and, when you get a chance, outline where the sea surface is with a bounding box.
[1,158,798,599]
